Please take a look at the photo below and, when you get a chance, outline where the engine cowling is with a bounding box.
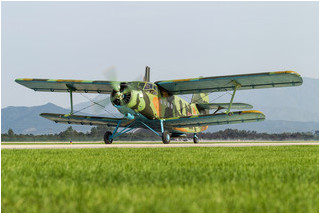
[110,83,145,112]
[111,83,132,106]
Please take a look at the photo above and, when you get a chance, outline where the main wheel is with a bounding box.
[162,131,171,144]
[193,134,199,144]
[104,131,113,144]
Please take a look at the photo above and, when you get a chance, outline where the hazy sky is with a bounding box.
[2,1,318,108]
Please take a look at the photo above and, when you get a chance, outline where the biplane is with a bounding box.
[16,67,303,144]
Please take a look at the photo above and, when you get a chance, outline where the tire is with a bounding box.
[104,131,113,144]
[193,136,199,144]
[162,131,171,144]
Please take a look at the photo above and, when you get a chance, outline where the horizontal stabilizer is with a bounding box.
[197,103,253,110]
[164,110,265,127]
[40,113,134,127]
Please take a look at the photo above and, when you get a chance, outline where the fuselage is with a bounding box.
[110,81,208,133]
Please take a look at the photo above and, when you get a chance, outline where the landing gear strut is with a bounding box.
[104,131,113,144]
[193,133,199,144]
[162,131,171,144]
[103,120,135,144]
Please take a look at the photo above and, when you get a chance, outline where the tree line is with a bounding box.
[2,126,318,142]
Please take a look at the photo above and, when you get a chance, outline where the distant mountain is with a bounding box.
[1,103,318,135]
[1,103,91,134]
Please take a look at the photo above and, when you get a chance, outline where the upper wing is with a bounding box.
[164,110,265,127]
[41,113,134,127]
[156,71,303,95]
[15,78,120,94]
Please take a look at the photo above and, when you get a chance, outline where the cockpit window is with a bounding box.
[144,83,153,90]
[143,83,158,95]
[139,83,145,89]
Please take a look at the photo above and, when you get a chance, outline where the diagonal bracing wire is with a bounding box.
[72,93,120,118]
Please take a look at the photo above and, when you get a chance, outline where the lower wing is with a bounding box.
[40,113,134,127]
[164,110,265,127]
[197,103,253,110]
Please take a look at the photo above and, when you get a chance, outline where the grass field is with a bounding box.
[2,146,319,212]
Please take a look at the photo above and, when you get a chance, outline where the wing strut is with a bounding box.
[226,80,241,115]
[66,84,76,115]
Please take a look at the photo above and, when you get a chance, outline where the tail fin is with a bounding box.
[143,66,150,82]
[191,93,209,114]
[191,93,209,104]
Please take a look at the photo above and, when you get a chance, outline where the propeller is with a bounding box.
[91,66,119,114]
[92,66,141,114]
[110,82,132,106]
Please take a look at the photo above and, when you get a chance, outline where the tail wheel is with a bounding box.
[193,134,199,144]
[104,131,113,144]
[162,131,171,144]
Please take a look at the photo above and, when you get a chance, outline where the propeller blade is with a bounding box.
[92,66,120,114]
[103,66,117,81]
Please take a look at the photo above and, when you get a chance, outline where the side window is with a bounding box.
[139,83,145,89]
[144,83,153,90]
[144,83,158,95]
[152,85,158,95]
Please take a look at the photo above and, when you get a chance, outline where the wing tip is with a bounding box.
[241,110,265,117]
[270,70,300,76]
[270,70,303,86]
[15,78,33,82]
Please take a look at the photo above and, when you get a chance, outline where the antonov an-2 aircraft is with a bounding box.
[16,67,303,144]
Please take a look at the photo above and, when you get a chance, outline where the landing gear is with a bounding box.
[162,131,171,144]
[104,131,113,144]
[103,120,136,144]
[193,133,199,144]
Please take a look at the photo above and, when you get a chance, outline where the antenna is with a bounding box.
[144,66,150,82]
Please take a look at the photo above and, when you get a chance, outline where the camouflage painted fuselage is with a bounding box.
[111,82,208,134]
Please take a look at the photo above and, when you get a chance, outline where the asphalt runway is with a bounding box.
[1,142,318,150]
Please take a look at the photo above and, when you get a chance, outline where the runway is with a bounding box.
[1,142,318,149]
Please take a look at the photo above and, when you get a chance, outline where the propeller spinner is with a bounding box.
[111,82,132,106]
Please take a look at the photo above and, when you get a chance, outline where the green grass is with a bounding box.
[2,146,319,212]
